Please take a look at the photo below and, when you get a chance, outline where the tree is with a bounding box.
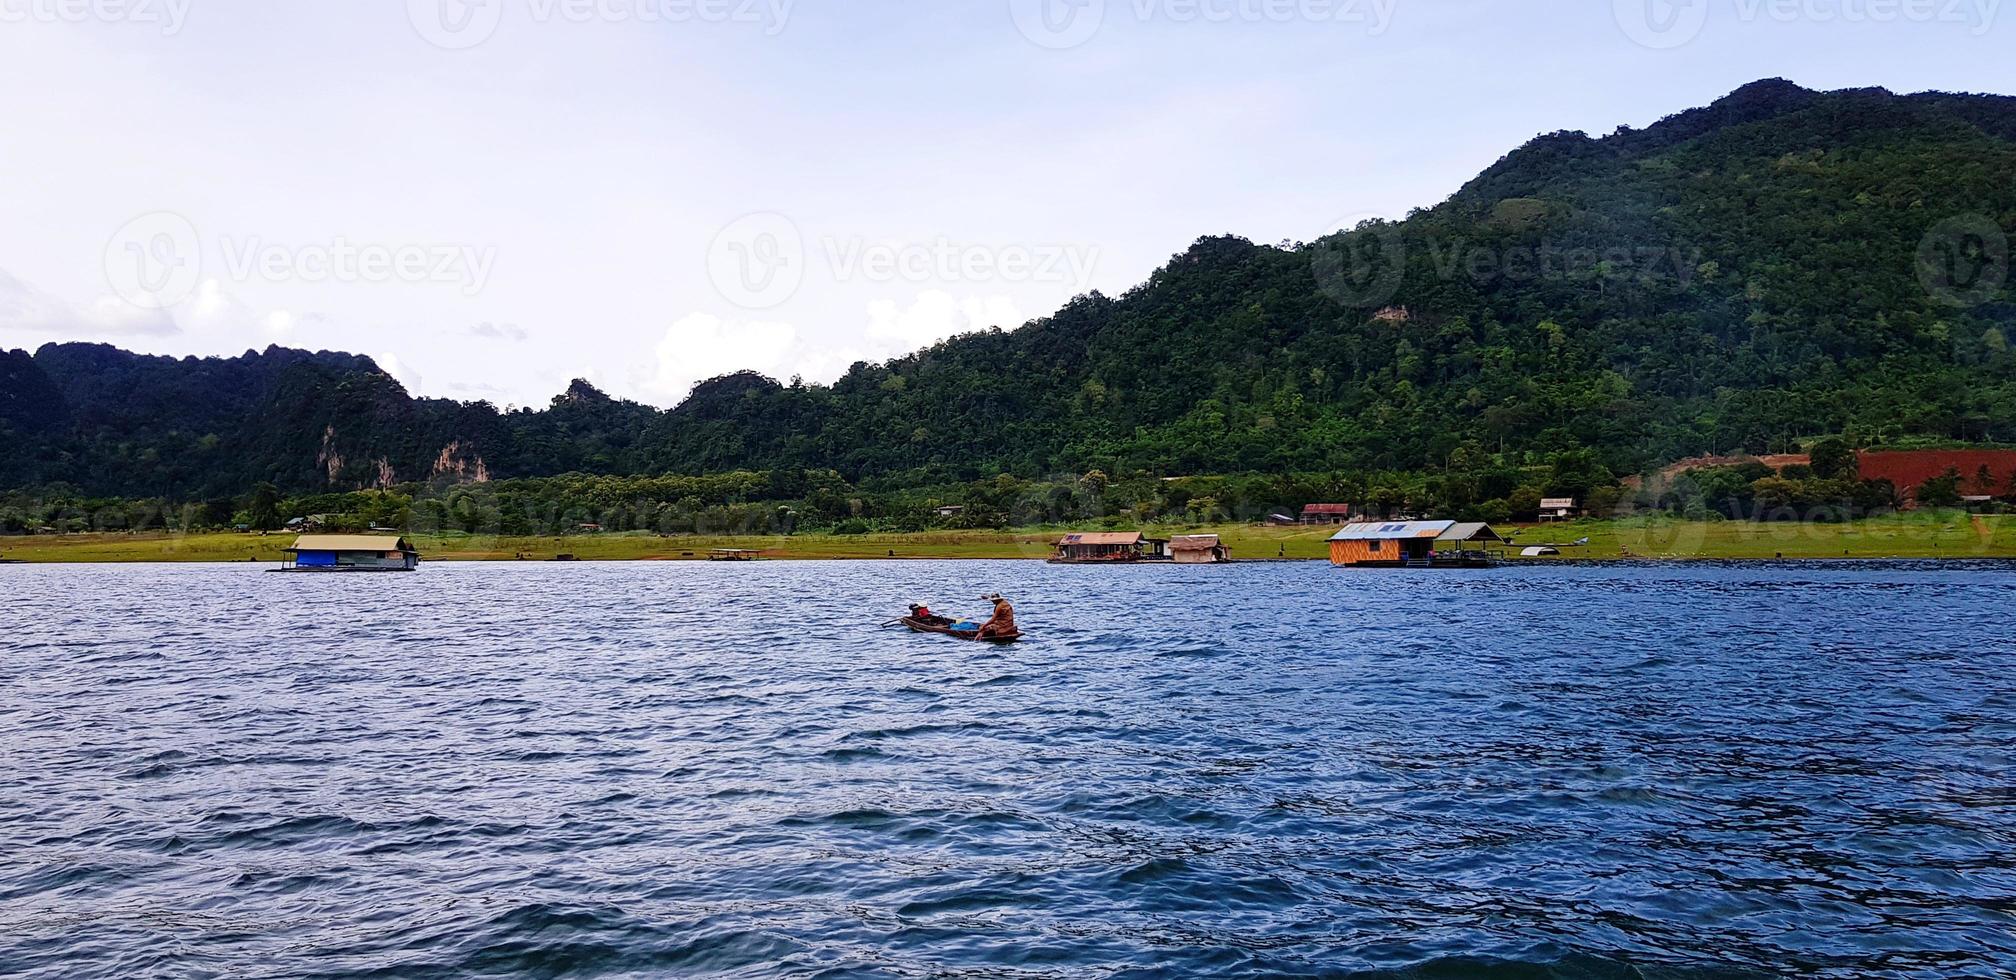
[1809,438,1858,481]
[1916,468,1965,509]
[247,482,283,531]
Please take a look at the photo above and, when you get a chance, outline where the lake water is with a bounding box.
[3,560,2014,978]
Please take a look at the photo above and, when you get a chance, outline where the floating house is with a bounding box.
[280,534,419,572]
[1328,521,1504,568]
[1169,534,1231,564]
[1049,532,1169,564]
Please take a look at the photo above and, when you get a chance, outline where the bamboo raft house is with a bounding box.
[1169,534,1231,564]
[1048,532,1170,564]
[1328,521,1505,568]
[277,534,420,572]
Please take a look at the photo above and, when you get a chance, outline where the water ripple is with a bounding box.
[2,560,2014,977]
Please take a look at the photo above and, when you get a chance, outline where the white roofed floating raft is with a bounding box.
[1328,520,1504,569]
[276,535,420,573]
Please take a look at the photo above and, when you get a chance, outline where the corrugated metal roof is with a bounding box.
[1057,532,1143,546]
[1301,503,1353,514]
[1435,522,1504,544]
[289,535,413,552]
[1169,534,1222,550]
[1329,520,1454,541]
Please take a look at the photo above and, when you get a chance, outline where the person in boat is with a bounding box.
[908,604,953,627]
[975,593,1017,639]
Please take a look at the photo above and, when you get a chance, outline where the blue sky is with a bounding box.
[1,0,2010,407]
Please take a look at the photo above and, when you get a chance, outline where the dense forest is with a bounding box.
[3,80,2013,521]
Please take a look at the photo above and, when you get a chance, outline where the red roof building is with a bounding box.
[1300,504,1354,525]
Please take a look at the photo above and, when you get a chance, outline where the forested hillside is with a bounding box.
[3,79,2013,501]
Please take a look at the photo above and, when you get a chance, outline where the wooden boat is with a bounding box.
[899,616,1023,644]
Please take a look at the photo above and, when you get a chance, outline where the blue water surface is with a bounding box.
[2,560,2013,978]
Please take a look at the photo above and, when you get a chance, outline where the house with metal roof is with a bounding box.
[1328,521,1503,568]
[1539,498,1581,521]
[1299,503,1354,524]
[279,534,420,572]
[1049,531,1169,564]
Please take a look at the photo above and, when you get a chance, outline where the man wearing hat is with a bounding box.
[976,593,1017,639]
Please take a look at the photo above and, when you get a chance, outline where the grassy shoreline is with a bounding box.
[1,514,2010,564]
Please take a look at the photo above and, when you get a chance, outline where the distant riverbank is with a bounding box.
[2,513,2010,564]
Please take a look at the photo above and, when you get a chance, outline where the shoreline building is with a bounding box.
[280,535,420,572]
[1300,504,1354,525]
[1329,521,1504,568]
[1050,532,1170,563]
[1169,534,1231,564]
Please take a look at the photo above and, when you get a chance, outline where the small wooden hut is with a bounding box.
[280,534,420,572]
[1169,534,1231,564]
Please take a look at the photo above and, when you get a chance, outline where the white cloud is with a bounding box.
[376,351,423,395]
[183,279,301,339]
[866,290,1022,356]
[0,267,178,339]
[645,312,801,404]
[467,321,528,341]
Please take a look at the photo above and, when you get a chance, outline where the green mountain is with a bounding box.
[4,79,2013,500]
